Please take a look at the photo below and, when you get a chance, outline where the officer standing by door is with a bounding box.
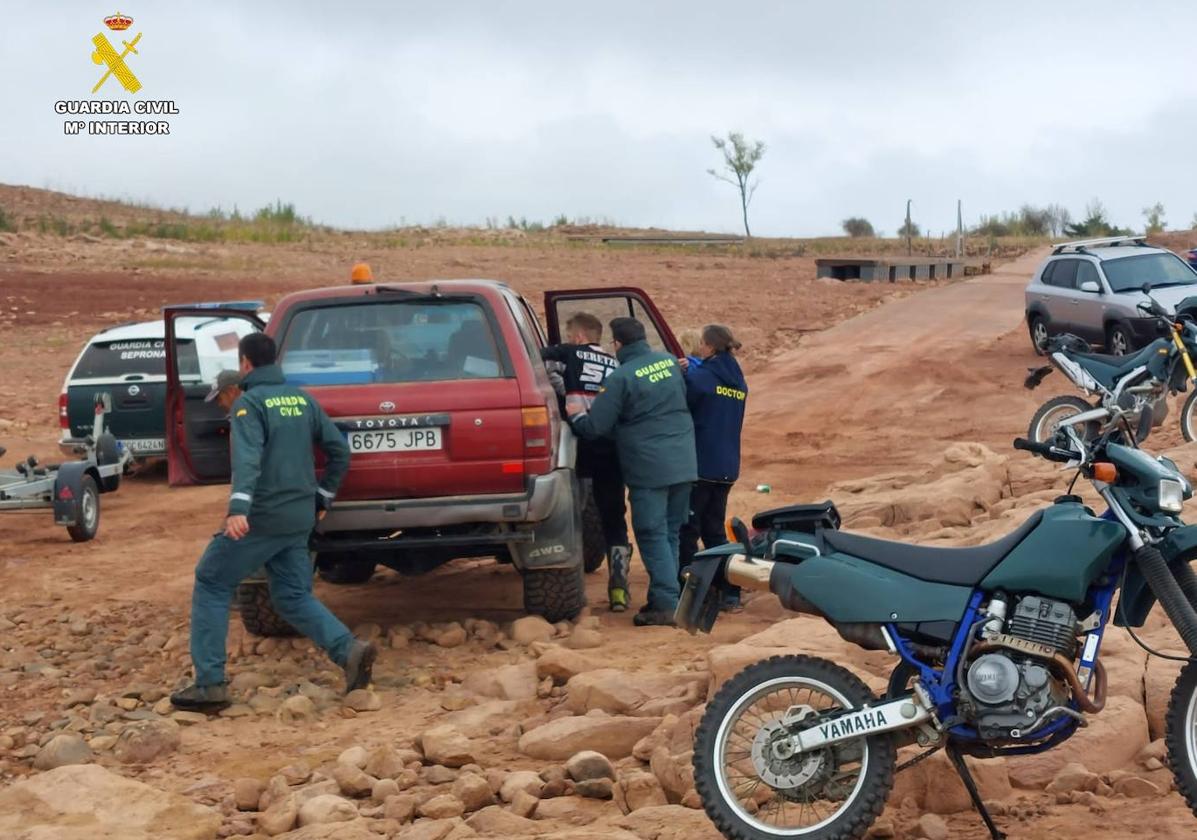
[171,332,376,711]
[567,317,696,627]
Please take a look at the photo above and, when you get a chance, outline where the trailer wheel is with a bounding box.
[66,475,100,542]
[95,434,121,492]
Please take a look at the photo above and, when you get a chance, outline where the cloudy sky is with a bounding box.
[4,1,1197,236]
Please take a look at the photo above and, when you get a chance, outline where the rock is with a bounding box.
[510,790,539,818]
[565,628,604,650]
[88,735,118,752]
[364,747,406,778]
[915,813,949,840]
[0,764,220,839]
[444,699,530,738]
[566,750,617,782]
[462,661,539,700]
[890,751,1010,814]
[575,778,615,799]
[565,670,707,717]
[500,770,544,802]
[259,794,299,835]
[535,647,604,683]
[339,745,370,768]
[424,765,459,785]
[62,687,97,708]
[234,777,264,811]
[387,626,414,649]
[172,711,210,726]
[219,703,254,718]
[277,695,318,724]
[465,805,539,834]
[650,746,694,804]
[1045,762,1099,794]
[451,772,495,812]
[298,794,358,825]
[511,615,555,645]
[33,733,93,770]
[282,763,314,785]
[372,778,400,802]
[344,689,382,712]
[419,793,466,819]
[533,795,612,824]
[333,764,376,798]
[1114,775,1162,797]
[420,725,476,767]
[384,794,417,823]
[396,818,473,840]
[615,804,722,840]
[519,714,662,760]
[620,770,668,812]
[1145,652,1184,740]
[1007,696,1149,788]
[114,718,181,764]
[434,623,468,648]
[230,671,275,693]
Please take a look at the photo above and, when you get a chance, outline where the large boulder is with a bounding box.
[33,733,92,770]
[113,718,181,764]
[518,713,662,760]
[564,670,707,717]
[420,725,476,768]
[536,647,605,683]
[888,752,1011,813]
[0,764,220,840]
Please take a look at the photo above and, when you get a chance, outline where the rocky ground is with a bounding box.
[5,216,1197,839]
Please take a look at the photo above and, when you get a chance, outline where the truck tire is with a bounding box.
[582,494,605,574]
[66,475,100,542]
[522,565,586,622]
[316,553,376,585]
[236,580,298,637]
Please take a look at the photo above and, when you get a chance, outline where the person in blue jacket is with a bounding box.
[679,324,748,609]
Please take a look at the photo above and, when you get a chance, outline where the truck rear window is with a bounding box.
[73,339,200,380]
[279,300,505,385]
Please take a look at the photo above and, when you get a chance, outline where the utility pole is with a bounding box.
[905,199,912,256]
[955,199,963,258]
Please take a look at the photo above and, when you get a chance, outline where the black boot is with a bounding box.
[343,639,377,693]
[170,682,231,711]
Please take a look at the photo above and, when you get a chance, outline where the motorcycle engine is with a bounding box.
[962,595,1077,740]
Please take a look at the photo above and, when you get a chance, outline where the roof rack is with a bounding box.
[1051,235,1149,255]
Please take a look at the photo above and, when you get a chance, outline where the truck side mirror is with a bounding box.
[1079,280,1101,294]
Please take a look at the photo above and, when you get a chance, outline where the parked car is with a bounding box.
[58,306,262,460]
[1025,236,1197,355]
[163,281,683,632]
[1186,247,1197,270]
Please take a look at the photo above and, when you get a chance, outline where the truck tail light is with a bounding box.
[521,405,550,458]
[58,391,69,430]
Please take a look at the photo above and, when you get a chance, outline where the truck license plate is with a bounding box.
[348,428,442,453]
[121,438,165,454]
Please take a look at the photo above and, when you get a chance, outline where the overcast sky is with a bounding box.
[4,1,1197,237]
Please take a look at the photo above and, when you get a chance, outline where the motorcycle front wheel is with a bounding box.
[1166,659,1197,816]
[1180,390,1197,443]
[693,655,895,840]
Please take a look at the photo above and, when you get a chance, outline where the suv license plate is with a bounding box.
[121,438,165,453]
[348,428,442,453]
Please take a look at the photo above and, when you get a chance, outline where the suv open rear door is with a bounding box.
[543,287,683,357]
[164,305,265,486]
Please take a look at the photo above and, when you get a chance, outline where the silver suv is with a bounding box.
[1025,236,1197,355]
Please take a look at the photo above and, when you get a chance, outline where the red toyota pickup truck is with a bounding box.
[163,281,681,633]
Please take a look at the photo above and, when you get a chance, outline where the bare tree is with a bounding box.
[708,132,766,237]
[1143,202,1166,234]
[1045,203,1072,237]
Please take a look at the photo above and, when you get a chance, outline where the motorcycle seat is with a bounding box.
[1068,340,1170,387]
[821,510,1044,586]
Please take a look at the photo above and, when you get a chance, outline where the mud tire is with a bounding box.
[236,579,298,637]
[522,564,586,622]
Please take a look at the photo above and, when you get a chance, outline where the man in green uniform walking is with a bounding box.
[567,317,696,627]
[171,333,376,710]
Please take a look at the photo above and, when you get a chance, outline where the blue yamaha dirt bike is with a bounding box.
[677,426,1197,840]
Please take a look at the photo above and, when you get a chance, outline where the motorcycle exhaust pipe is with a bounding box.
[725,555,775,590]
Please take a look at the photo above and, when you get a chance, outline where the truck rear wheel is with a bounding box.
[316,553,376,585]
[236,580,298,637]
[522,565,586,622]
[582,494,605,574]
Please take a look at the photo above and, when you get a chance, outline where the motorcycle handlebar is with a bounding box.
[1013,437,1078,463]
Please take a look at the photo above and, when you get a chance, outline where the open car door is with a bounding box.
[164,305,266,486]
[543,287,683,357]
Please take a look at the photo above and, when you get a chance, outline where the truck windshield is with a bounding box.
[74,339,200,379]
[278,299,506,385]
[1103,253,1197,292]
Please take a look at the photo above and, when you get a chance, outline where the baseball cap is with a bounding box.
[205,369,242,402]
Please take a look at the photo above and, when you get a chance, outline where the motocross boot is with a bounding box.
[608,544,632,612]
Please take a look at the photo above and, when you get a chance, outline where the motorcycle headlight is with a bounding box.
[1159,478,1185,513]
